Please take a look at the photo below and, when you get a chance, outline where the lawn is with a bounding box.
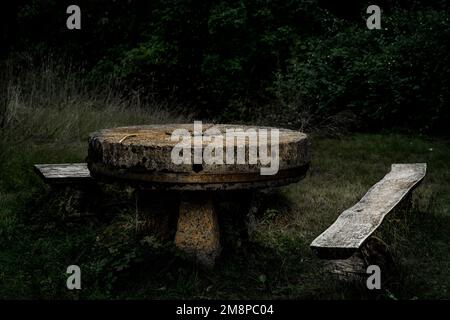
[1,125,449,299]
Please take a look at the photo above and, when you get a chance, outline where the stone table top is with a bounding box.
[87,124,310,190]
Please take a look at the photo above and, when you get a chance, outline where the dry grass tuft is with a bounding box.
[0,55,187,163]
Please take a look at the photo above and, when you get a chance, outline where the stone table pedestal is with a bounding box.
[175,192,221,267]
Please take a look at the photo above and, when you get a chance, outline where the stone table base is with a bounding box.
[136,190,221,267]
[174,193,221,268]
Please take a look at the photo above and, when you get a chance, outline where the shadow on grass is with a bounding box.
[0,186,368,299]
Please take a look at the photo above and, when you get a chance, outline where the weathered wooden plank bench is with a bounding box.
[34,163,98,218]
[310,163,427,260]
[34,163,94,185]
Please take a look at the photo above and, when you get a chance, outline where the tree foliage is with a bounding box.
[3,0,450,133]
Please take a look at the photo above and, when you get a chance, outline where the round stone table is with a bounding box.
[88,124,310,267]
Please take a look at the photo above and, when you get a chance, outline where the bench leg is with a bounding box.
[174,192,221,268]
[360,236,397,277]
[51,183,100,220]
[324,237,397,285]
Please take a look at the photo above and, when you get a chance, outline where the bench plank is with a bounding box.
[310,163,426,259]
[34,163,94,184]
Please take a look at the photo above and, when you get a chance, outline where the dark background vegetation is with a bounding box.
[0,0,449,300]
[2,0,449,133]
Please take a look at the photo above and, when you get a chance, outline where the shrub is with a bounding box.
[273,9,450,133]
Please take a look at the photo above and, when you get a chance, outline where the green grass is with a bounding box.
[1,131,449,299]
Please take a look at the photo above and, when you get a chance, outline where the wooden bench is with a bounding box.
[310,163,427,260]
[34,163,94,185]
[34,163,97,218]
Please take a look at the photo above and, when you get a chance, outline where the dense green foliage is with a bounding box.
[274,9,450,132]
[3,1,450,132]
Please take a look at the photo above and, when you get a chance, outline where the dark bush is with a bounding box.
[273,9,450,133]
[3,1,450,133]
